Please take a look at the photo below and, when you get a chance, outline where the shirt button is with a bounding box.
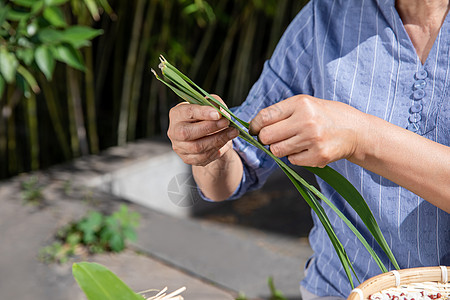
[415,69,428,80]
[407,123,419,132]
[413,89,425,100]
[413,79,426,90]
[409,113,422,123]
[410,103,423,113]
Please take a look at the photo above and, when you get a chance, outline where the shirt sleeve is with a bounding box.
[200,1,316,202]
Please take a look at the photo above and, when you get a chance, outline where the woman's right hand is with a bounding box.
[167,96,240,167]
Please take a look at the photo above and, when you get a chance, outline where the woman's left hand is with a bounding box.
[249,94,368,168]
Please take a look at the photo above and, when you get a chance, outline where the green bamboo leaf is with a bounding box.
[305,166,400,270]
[162,57,250,128]
[60,26,104,48]
[0,47,19,83]
[162,67,207,104]
[6,9,30,21]
[31,1,45,14]
[72,262,144,300]
[280,165,357,287]
[16,48,34,66]
[35,45,55,80]
[53,44,85,71]
[43,6,67,27]
[38,28,64,44]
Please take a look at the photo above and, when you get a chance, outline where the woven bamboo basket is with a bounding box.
[348,266,449,300]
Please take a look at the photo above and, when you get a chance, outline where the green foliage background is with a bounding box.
[0,0,308,179]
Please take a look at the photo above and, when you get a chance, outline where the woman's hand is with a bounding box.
[249,94,450,211]
[167,95,240,167]
[249,95,367,168]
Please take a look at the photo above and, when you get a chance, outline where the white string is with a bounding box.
[440,265,448,283]
[392,270,401,287]
[351,288,364,300]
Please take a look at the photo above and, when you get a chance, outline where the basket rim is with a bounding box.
[347,266,449,300]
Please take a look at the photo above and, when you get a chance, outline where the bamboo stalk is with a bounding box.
[189,0,227,81]
[156,0,174,136]
[129,0,157,139]
[95,15,116,102]
[67,67,89,156]
[7,87,21,175]
[230,8,257,106]
[111,0,129,145]
[83,47,99,154]
[39,74,71,160]
[118,0,146,144]
[204,5,243,95]
[25,92,39,170]
[0,84,7,177]
[66,68,81,157]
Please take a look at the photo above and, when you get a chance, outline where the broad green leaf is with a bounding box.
[60,26,103,48]
[17,65,40,93]
[35,45,55,80]
[16,48,34,66]
[53,44,85,71]
[0,47,19,83]
[31,1,45,14]
[43,6,67,27]
[38,28,64,43]
[6,9,30,22]
[44,0,69,6]
[72,262,144,300]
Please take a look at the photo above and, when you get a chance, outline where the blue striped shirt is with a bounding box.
[226,0,450,297]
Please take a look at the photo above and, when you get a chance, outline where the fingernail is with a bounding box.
[210,111,220,120]
[218,118,229,127]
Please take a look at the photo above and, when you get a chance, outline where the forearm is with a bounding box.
[192,149,243,201]
[350,114,450,213]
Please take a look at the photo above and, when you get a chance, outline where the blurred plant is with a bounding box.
[39,204,140,264]
[20,175,44,204]
[267,277,287,300]
[0,0,103,97]
[234,277,287,300]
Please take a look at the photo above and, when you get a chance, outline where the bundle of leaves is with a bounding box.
[39,204,140,263]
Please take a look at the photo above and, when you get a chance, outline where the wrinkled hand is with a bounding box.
[167,95,240,166]
[249,95,366,168]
